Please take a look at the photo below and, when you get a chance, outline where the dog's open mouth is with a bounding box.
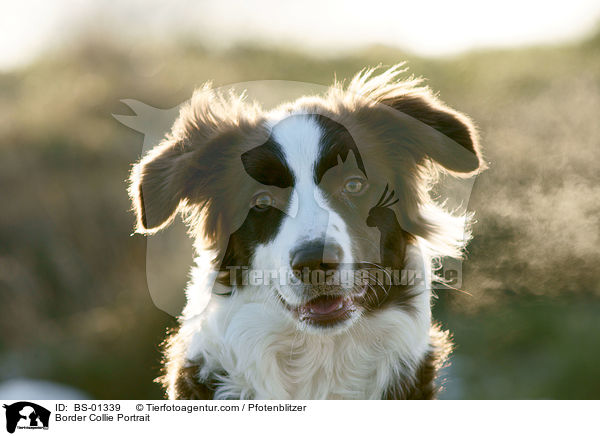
[291,295,358,327]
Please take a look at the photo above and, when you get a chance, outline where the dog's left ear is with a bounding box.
[379,93,484,175]
[129,138,198,234]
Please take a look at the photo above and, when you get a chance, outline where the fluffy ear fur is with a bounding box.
[347,65,485,175]
[129,138,194,233]
[381,94,482,174]
[128,85,264,234]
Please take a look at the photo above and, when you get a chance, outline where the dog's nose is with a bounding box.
[291,241,342,274]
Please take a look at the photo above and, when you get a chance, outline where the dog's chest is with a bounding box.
[226,334,388,399]
[186,300,430,400]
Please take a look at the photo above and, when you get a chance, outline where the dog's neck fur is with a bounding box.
[164,243,449,400]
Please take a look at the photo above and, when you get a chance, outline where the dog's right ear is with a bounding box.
[129,138,197,234]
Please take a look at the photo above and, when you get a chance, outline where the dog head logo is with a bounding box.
[3,402,50,433]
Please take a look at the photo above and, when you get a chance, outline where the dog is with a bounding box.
[128,65,483,399]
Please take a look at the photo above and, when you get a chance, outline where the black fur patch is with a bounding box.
[217,206,288,288]
[241,138,294,188]
[314,115,367,184]
[215,126,293,289]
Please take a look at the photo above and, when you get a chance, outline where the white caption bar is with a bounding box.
[2,400,598,436]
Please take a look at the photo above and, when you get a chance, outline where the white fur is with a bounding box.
[254,115,354,307]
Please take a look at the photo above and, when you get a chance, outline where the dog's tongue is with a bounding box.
[305,296,344,315]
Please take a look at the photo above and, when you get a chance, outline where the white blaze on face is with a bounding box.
[251,115,354,306]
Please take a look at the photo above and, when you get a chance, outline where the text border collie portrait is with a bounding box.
[128,65,484,400]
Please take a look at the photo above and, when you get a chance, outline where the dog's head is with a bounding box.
[129,66,483,333]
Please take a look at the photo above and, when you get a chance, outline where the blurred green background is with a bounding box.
[1,26,599,399]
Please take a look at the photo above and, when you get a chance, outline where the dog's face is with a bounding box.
[129,67,482,334]
[240,114,380,330]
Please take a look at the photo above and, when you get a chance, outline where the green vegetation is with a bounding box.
[1,32,599,399]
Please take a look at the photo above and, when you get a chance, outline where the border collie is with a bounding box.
[128,65,483,399]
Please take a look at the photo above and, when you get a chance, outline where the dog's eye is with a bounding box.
[343,177,366,194]
[252,192,274,209]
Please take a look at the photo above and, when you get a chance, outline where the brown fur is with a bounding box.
[158,328,217,400]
